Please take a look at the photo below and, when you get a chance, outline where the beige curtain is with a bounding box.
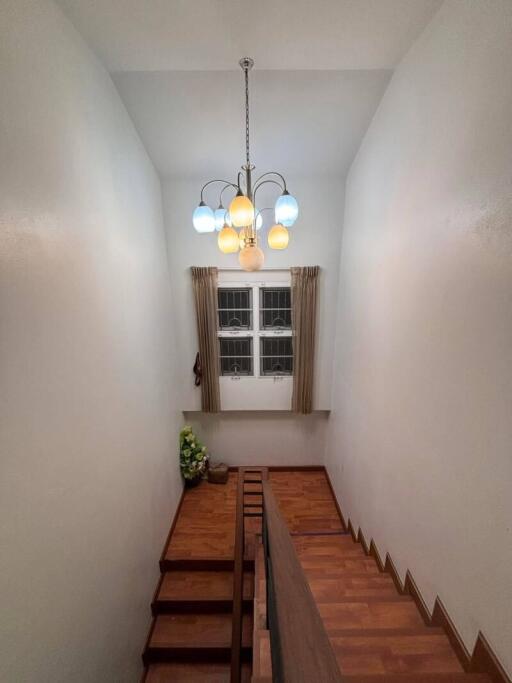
[291,266,320,414]
[191,267,221,413]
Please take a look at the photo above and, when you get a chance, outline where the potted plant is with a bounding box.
[179,425,209,487]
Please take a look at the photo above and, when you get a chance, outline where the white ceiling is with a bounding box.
[57,0,442,178]
[57,0,442,72]
[113,69,391,178]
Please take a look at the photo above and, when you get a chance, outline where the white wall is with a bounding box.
[0,1,181,681]
[325,0,512,675]
[184,411,329,467]
[163,175,343,465]
[164,176,343,411]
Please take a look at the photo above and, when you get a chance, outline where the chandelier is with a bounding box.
[192,58,299,271]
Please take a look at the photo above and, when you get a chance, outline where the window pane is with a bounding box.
[260,337,293,375]
[218,288,252,330]
[260,287,291,329]
[219,337,253,375]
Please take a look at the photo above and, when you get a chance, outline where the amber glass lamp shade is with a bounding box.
[229,192,255,228]
[218,226,239,253]
[268,223,289,250]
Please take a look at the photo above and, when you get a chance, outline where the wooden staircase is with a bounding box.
[294,532,493,682]
[141,468,506,683]
[142,468,266,682]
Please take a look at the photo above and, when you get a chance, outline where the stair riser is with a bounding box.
[143,646,252,665]
[151,599,253,615]
[160,559,254,572]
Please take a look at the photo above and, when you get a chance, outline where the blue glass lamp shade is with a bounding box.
[193,202,215,233]
[214,206,227,231]
[274,192,299,227]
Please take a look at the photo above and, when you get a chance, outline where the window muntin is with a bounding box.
[219,337,253,376]
[260,287,292,329]
[218,288,252,330]
[260,337,293,376]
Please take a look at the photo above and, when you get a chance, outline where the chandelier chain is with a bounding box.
[244,64,250,167]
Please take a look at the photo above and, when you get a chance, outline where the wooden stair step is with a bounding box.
[306,571,395,584]
[161,559,254,572]
[300,557,381,572]
[319,601,426,631]
[243,483,263,493]
[293,534,360,547]
[308,576,399,600]
[330,632,463,675]
[144,661,251,682]
[244,506,263,517]
[316,595,413,604]
[295,545,367,558]
[146,612,252,660]
[341,675,492,683]
[305,568,389,579]
[155,570,253,610]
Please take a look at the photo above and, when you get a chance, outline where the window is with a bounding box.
[218,288,252,330]
[219,337,253,376]
[260,287,291,329]
[218,283,293,377]
[260,337,293,375]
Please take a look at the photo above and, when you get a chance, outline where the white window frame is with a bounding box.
[217,271,292,380]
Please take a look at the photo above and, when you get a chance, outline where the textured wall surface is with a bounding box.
[0,1,181,680]
[325,0,512,675]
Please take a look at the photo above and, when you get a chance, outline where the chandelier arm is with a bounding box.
[200,179,239,203]
[252,179,285,206]
[219,183,237,207]
[253,171,287,192]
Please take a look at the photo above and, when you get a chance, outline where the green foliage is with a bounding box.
[179,425,209,481]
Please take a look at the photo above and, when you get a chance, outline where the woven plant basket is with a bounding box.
[208,463,229,484]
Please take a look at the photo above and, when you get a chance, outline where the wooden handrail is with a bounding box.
[262,479,343,682]
[230,468,246,683]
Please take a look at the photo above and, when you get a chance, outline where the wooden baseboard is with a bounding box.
[159,484,186,566]
[324,469,511,683]
[228,465,325,472]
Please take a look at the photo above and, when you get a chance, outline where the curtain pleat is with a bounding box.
[291,266,319,414]
[191,266,221,413]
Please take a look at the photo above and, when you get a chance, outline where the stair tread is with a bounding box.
[320,600,426,631]
[315,594,413,604]
[341,675,492,682]
[145,661,251,682]
[307,570,395,581]
[301,558,381,573]
[331,632,463,675]
[149,613,252,649]
[309,576,400,600]
[157,570,253,602]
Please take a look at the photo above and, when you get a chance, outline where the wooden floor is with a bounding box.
[142,469,491,683]
[269,470,343,533]
[164,472,238,562]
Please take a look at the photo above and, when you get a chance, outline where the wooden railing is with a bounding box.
[231,467,268,682]
[262,479,343,683]
[230,467,343,682]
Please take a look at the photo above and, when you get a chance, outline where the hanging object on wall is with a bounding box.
[192,58,299,271]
